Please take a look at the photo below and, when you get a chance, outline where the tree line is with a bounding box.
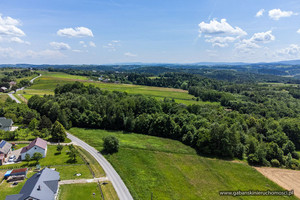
[27,82,300,169]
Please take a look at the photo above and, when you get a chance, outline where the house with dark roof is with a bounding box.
[0,140,12,162]
[5,168,60,200]
[20,138,47,160]
[0,117,13,131]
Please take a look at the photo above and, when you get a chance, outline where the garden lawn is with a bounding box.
[58,183,100,200]
[70,128,297,200]
[55,164,93,180]
[0,145,83,169]
[0,171,35,200]
[58,182,118,200]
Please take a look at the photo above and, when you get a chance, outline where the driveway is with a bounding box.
[5,148,22,164]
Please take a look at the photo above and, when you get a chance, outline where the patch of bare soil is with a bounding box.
[255,167,300,198]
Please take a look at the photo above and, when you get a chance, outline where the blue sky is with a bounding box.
[1,0,300,64]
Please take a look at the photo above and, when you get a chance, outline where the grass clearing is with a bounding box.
[70,128,296,200]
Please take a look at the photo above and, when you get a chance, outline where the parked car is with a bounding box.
[8,155,16,162]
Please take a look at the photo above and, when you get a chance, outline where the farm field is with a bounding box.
[69,128,296,200]
[26,71,218,106]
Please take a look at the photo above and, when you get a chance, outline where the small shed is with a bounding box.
[11,168,28,177]
[0,87,7,92]
[4,170,12,178]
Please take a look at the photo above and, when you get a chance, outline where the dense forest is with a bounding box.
[27,82,300,170]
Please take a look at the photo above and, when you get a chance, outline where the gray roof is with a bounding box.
[5,168,60,200]
[0,117,13,129]
[0,140,12,155]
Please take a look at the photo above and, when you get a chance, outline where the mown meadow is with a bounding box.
[69,128,296,200]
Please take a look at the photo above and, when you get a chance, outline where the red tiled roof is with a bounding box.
[11,168,28,174]
[21,138,47,153]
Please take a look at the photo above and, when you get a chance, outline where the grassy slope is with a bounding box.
[26,71,217,106]
[69,128,296,200]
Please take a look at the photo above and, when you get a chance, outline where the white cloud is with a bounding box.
[297,29,300,34]
[72,49,83,53]
[26,49,65,58]
[0,47,64,59]
[268,9,297,20]
[57,27,93,37]
[50,42,71,50]
[256,9,265,17]
[89,41,96,47]
[0,14,25,37]
[205,36,237,47]
[10,37,30,45]
[124,52,137,57]
[198,19,247,37]
[79,41,87,48]
[235,30,275,52]
[277,44,300,58]
[248,30,275,43]
[103,40,121,51]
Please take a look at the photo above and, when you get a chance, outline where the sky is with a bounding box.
[1,0,300,64]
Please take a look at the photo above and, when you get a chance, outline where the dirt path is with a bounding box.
[59,177,109,185]
[255,167,300,198]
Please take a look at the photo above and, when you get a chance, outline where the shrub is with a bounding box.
[103,136,119,154]
[271,159,280,167]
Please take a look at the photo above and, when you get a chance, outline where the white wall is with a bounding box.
[21,145,47,160]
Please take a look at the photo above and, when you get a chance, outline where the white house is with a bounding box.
[20,138,47,160]
[0,117,14,131]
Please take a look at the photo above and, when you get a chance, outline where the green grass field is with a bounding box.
[25,71,218,106]
[69,128,296,200]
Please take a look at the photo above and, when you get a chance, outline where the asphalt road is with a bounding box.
[8,93,21,103]
[8,74,42,104]
[67,132,134,200]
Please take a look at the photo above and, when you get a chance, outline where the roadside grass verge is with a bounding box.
[76,146,105,178]
[70,128,298,200]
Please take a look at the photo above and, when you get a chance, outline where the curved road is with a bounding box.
[67,133,133,200]
[8,74,42,104]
